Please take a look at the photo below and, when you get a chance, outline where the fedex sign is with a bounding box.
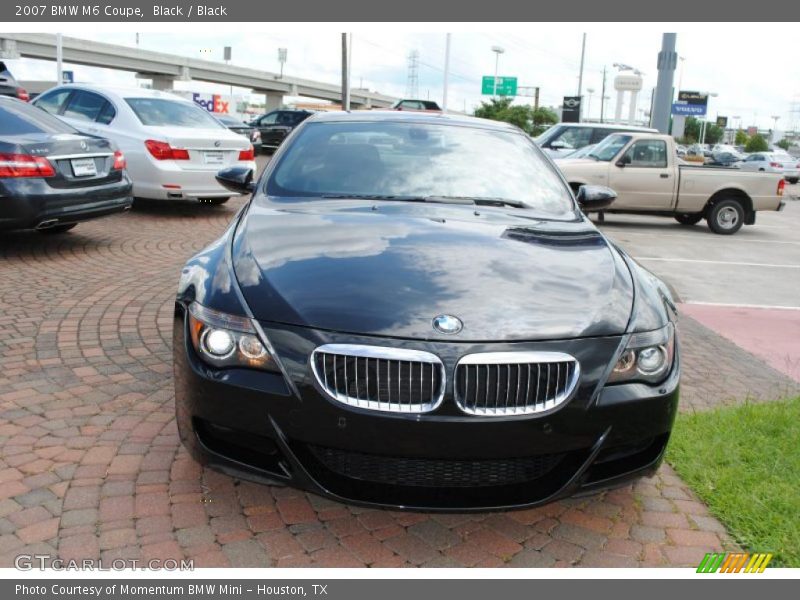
[192,93,230,114]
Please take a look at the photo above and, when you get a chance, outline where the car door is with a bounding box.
[607,138,676,210]
[255,111,283,147]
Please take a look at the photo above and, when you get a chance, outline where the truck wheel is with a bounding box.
[37,223,77,234]
[674,213,703,226]
[707,199,744,235]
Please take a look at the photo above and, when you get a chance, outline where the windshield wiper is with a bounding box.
[320,193,526,208]
[424,196,527,208]
[321,194,428,201]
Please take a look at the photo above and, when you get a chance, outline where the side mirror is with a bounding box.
[550,140,567,150]
[215,167,255,195]
[576,185,617,211]
[615,154,631,168]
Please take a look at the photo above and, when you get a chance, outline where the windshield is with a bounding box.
[588,134,632,161]
[126,98,226,129]
[267,121,576,218]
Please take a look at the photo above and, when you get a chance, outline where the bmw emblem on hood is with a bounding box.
[214,140,222,147]
[432,314,463,335]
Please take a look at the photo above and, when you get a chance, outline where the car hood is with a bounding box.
[232,199,634,341]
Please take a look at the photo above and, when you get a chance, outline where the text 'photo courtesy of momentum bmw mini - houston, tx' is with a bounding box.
[173,110,680,511]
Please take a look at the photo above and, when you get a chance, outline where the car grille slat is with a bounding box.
[312,345,445,414]
[455,352,580,416]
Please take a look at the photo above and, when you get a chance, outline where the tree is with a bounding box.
[683,117,701,142]
[531,107,558,136]
[682,117,723,145]
[745,134,769,153]
[734,130,749,146]
[703,123,724,145]
[473,97,556,136]
[776,138,791,151]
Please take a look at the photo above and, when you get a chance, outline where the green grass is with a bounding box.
[667,397,800,567]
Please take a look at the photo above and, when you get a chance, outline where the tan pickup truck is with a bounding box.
[557,132,786,234]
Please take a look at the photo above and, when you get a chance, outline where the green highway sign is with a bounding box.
[481,75,518,96]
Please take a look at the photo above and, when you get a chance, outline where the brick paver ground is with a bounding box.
[0,197,790,568]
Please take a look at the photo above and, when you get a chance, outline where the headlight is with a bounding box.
[187,302,278,372]
[607,323,675,384]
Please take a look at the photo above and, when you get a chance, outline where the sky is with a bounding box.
[4,27,800,132]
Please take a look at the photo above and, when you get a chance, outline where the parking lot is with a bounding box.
[1,154,798,568]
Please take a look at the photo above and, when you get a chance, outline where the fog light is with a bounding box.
[637,347,665,373]
[239,334,267,359]
[203,329,235,357]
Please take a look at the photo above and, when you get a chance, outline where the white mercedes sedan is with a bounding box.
[32,84,256,203]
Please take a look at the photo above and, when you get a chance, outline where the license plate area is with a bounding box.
[71,157,97,177]
[203,151,225,166]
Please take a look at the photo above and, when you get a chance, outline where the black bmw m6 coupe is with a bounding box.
[173,110,679,511]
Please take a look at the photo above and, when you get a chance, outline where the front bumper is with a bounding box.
[174,312,680,511]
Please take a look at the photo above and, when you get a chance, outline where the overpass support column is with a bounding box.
[137,73,176,91]
[264,93,283,111]
[150,75,175,91]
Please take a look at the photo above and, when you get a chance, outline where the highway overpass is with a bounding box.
[0,33,396,109]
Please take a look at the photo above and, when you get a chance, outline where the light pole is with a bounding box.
[731,115,741,144]
[442,33,451,112]
[676,56,685,98]
[491,45,505,98]
[278,48,287,79]
[771,115,780,143]
[699,92,718,145]
[586,87,595,121]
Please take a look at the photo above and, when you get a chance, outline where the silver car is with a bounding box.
[739,152,800,184]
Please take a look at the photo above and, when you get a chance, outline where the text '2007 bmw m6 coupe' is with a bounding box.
[173,110,679,511]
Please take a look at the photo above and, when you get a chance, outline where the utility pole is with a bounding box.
[600,66,606,124]
[442,33,451,112]
[56,33,63,85]
[341,33,349,111]
[651,33,677,134]
[578,33,586,121]
[534,87,540,111]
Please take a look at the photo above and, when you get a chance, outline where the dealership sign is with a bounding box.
[192,93,230,114]
[672,102,707,116]
[562,96,582,123]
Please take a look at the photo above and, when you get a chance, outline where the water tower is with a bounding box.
[613,64,644,125]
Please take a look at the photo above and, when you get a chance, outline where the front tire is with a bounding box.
[674,213,703,226]
[37,223,77,234]
[707,199,745,235]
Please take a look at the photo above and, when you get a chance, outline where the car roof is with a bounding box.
[305,109,520,132]
[40,84,193,104]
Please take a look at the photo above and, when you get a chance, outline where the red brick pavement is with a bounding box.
[1,197,786,568]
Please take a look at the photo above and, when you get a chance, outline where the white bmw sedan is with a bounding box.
[33,85,256,203]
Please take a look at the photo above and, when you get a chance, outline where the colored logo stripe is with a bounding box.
[697,552,773,573]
